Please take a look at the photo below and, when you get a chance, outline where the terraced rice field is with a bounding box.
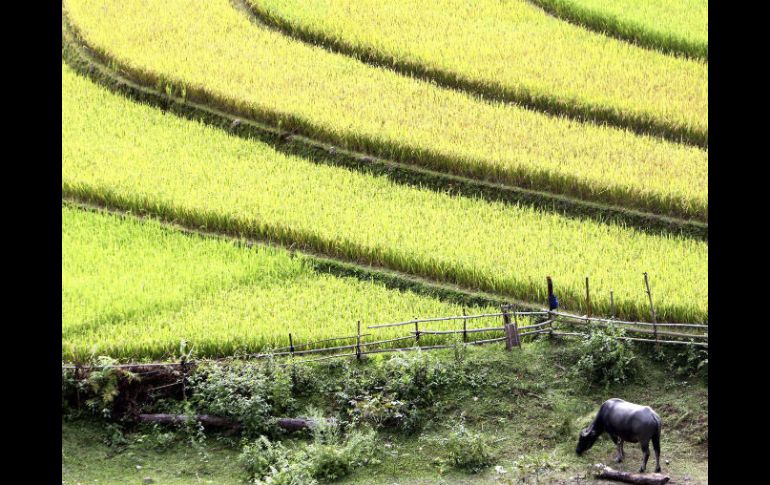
[63,206,498,360]
[63,0,707,220]
[531,0,708,59]
[62,62,707,326]
[247,0,707,145]
[61,0,707,361]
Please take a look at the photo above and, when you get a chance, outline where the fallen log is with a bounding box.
[138,413,238,429]
[593,464,670,485]
[136,413,334,432]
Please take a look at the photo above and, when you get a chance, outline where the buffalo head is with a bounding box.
[576,427,599,455]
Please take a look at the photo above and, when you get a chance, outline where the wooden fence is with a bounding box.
[62,306,706,373]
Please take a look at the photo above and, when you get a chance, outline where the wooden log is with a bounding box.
[137,413,334,432]
[138,413,239,429]
[593,464,670,485]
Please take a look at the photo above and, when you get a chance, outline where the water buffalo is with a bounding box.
[576,398,662,473]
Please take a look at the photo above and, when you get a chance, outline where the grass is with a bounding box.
[62,63,708,323]
[63,343,708,484]
[63,0,708,220]
[246,0,707,145]
[62,205,502,361]
[531,0,708,60]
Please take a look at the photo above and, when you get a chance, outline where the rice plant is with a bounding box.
[62,206,499,361]
[63,0,707,220]
[247,0,707,142]
[531,0,708,59]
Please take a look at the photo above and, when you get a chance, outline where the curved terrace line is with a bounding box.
[61,15,707,239]
[529,0,707,62]
[237,0,707,148]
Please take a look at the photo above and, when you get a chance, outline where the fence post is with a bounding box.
[610,289,615,319]
[502,305,513,351]
[512,310,521,348]
[643,273,658,346]
[180,355,187,400]
[585,276,592,318]
[356,320,362,361]
[462,308,467,343]
[547,276,556,336]
[414,318,420,346]
[75,364,81,410]
[289,333,295,357]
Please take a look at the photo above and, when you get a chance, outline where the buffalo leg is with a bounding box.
[639,440,650,473]
[652,431,661,473]
[608,433,623,463]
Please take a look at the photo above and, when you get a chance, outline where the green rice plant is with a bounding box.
[62,206,499,361]
[246,0,707,144]
[531,0,708,60]
[63,0,707,220]
[61,64,708,324]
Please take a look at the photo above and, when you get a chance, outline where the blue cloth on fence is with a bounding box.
[549,294,559,310]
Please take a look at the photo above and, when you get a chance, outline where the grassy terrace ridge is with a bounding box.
[63,0,708,221]
[531,0,708,60]
[63,205,500,361]
[62,63,708,323]
[246,0,707,147]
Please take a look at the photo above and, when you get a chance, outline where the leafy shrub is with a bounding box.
[238,419,379,484]
[347,393,419,432]
[441,423,494,473]
[188,361,294,436]
[239,435,291,482]
[668,344,708,380]
[382,350,453,401]
[306,427,380,481]
[84,356,138,418]
[574,325,637,386]
[336,350,456,433]
[254,463,317,485]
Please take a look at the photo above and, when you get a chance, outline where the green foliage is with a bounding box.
[574,325,637,387]
[84,356,138,418]
[343,350,457,433]
[648,343,708,380]
[238,436,292,482]
[511,451,561,482]
[103,422,129,450]
[435,422,494,473]
[305,423,380,481]
[237,422,379,484]
[188,362,294,436]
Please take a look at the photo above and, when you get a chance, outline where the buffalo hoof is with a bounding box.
[639,467,645,473]
[615,456,623,463]
[655,467,662,473]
